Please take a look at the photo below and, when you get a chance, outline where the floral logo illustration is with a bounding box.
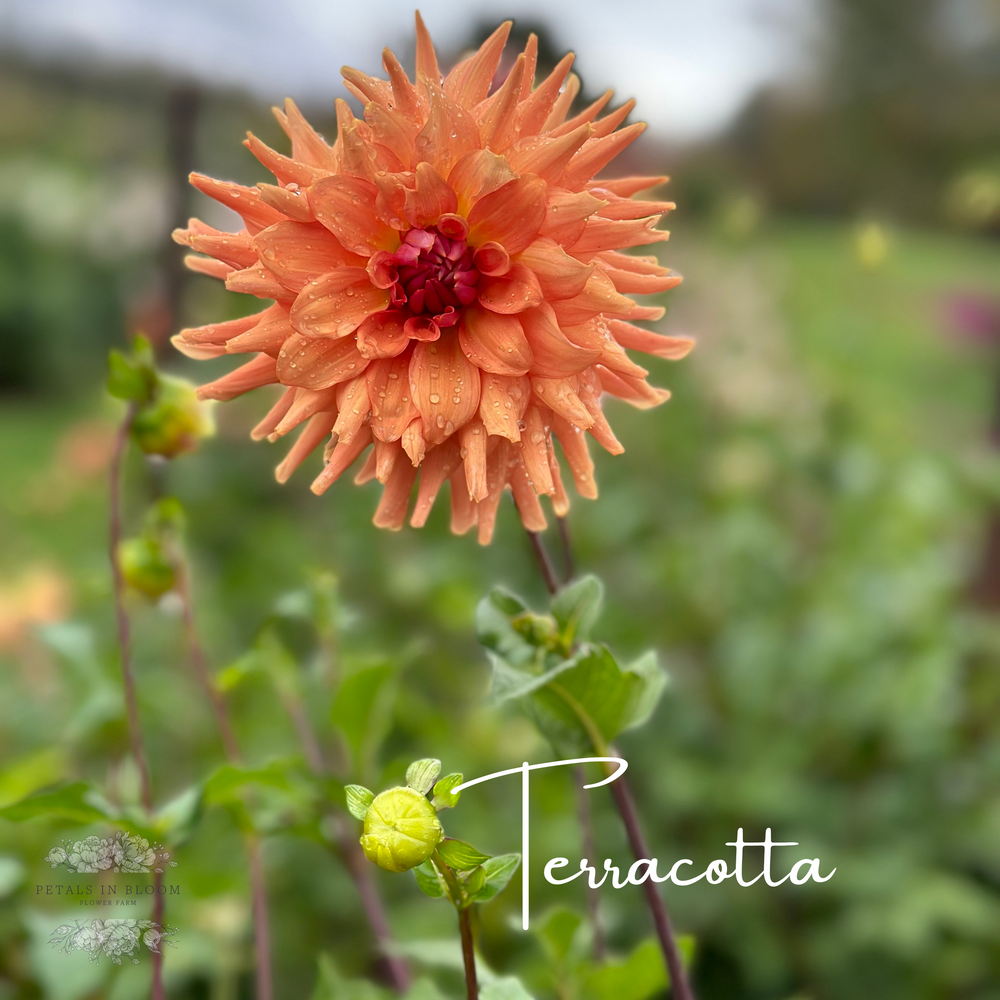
[49,919,175,966]
[44,832,178,874]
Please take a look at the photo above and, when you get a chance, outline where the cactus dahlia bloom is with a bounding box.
[173,15,692,543]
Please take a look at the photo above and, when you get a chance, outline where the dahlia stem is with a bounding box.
[606,762,695,1000]
[109,402,154,813]
[525,530,558,595]
[173,554,273,1000]
[575,763,605,961]
[109,403,162,1000]
[524,530,697,999]
[458,907,479,1000]
[279,683,411,991]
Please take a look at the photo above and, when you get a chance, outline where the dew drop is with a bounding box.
[429,393,441,404]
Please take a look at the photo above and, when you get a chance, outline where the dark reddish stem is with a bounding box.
[526,530,559,595]
[247,834,274,1000]
[575,764,605,961]
[608,763,695,1000]
[280,685,411,991]
[109,403,162,1000]
[458,907,479,1000]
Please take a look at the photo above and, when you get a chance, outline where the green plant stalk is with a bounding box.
[575,763,605,961]
[432,850,478,999]
[279,678,411,992]
[109,402,163,1000]
[173,555,273,1000]
[549,682,695,1000]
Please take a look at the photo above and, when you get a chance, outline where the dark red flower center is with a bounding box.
[388,227,479,328]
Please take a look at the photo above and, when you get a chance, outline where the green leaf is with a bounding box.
[436,839,491,871]
[534,907,583,964]
[151,784,203,843]
[406,759,441,795]
[203,761,294,803]
[312,953,387,1000]
[413,860,446,898]
[528,645,667,753]
[431,772,463,810]
[0,749,66,809]
[331,663,397,776]
[476,590,536,667]
[621,651,667,732]
[464,865,486,898]
[107,349,152,402]
[472,853,521,902]
[481,978,536,1000]
[489,647,586,704]
[345,784,374,821]
[551,575,604,644]
[581,938,667,1000]
[0,782,114,824]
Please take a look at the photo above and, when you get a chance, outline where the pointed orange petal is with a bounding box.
[173,310,268,355]
[332,374,373,444]
[505,123,593,183]
[188,173,285,235]
[509,457,547,532]
[519,405,555,494]
[309,176,399,254]
[590,99,635,139]
[520,304,601,378]
[244,133,328,188]
[516,237,594,299]
[596,366,672,408]
[227,307,293,356]
[411,440,463,527]
[587,175,669,197]
[550,89,613,137]
[517,53,575,137]
[571,216,669,257]
[560,123,647,190]
[594,195,675,221]
[186,255,232,280]
[356,311,410,359]
[252,387,297,440]
[552,414,598,498]
[374,437,402,483]
[477,264,544,314]
[448,20,511,107]
[547,438,571,516]
[310,426,373,495]
[409,336,482,446]
[476,440,513,545]
[467,176,547,254]
[549,270,636,325]
[225,263,294,302]
[542,73,581,132]
[254,221,366,293]
[340,66,393,107]
[277,332,368,390]
[560,317,648,379]
[404,162,458,228]
[180,227,257,269]
[373,457,418,530]
[368,353,418,442]
[382,48,419,117]
[448,150,516,217]
[476,54,525,151]
[602,265,681,295]
[415,11,441,84]
[478,373,530,441]
[198,354,278,401]
[531,376,593,429]
[275,99,338,170]
[258,183,314,222]
[459,305,533,376]
[413,79,481,177]
[607,320,695,360]
[577,369,623,455]
[275,411,337,483]
[289,267,389,339]
[273,386,339,438]
[401,418,427,466]
[460,419,489,501]
[449,469,479,535]
[538,190,605,245]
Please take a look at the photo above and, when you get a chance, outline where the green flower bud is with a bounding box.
[118,537,176,599]
[360,787,443,873]
[131,375,214,459]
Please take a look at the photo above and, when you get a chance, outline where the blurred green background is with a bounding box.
[3,1,1000,998]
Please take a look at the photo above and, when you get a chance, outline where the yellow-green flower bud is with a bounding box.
[118,537,176,599]
[360,787,443,873]
[131,375,214,459]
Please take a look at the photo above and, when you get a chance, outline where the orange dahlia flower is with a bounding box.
[173,15,692,543]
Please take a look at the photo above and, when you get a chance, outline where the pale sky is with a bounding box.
[2,0,822,142]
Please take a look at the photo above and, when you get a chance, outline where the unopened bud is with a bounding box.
[360,787,443,873]
[118,537,175,599]
[131,375,214,459]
